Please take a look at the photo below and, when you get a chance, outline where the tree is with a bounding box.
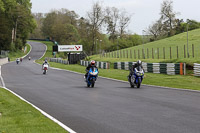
[147,19,164,41]
[0,0,35,51]
[29,13,45,39]
[118,10,131,37]
[105,7,119,42]
[87,1,105,54]
[160,0,178,36]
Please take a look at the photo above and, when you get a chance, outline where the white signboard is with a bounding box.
[58,45,83,52]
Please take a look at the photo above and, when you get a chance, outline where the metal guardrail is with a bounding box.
[49,58,68,65]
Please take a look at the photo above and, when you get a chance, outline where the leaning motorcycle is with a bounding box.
[42,64,48,74]
[129,66,144,88]
[86,67,98,87]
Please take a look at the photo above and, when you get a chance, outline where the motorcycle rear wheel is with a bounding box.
[130,82,134,88]
[43,70,46,74]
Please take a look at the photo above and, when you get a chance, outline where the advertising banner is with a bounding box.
[58,45,83,52]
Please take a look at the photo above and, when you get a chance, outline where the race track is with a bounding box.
[2,41,200,133]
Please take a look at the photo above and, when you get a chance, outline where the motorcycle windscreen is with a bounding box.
[89,67,98,76]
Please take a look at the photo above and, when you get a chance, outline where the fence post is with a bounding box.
[163,47,165,59]
[177,46,179,58]
[184,45,186,58]
[117,50,119,58]
[120,50,122,58]
[127,50,128,58]
[130,49,132,58]
[134,50,136,59]
[142,49,144,59]
[152,48,154,59]
[147,48,149,59]
[157,48,159,59]
[138,49,140,59]
[192,44,194,58]
[170,47,172,59]
[112,51,113,58]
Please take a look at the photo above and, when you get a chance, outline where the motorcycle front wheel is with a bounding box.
[91,78,95,88]
[137,78,141,88]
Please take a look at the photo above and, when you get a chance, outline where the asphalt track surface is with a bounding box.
[2,41,200,133]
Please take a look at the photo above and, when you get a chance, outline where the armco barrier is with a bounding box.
[114,62,185,75]
[0,57,8,66]
[81,60,110,69]
[194,63,200,76]
[49,58,68,65]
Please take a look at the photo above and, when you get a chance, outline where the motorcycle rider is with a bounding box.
[128,60,143,82]
[42,59,49,69]
[84,60,98,80]
[16,58,20,64]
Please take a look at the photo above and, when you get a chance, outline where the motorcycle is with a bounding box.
[128,66,144,88]
[16,58,20,64]
[86,67,98,87]
[42,64,48,74]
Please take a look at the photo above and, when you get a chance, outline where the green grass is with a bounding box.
[89,28,200,65]
[8,44,31,61]
[36,61,200,91]
[0,87,68,133]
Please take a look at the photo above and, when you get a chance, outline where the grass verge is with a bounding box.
[8,44,31,61]
[0,87,68,133]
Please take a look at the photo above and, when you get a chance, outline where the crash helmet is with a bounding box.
[137,60,142,66]
[44,59,48,63]
[91,60,95,66]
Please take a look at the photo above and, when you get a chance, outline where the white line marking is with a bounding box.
[0,63,76,133]
[1,86,76,133]
[0,66,5,87]
[1,42,76,133]
[22,43,32,59]
[38,43,47,60]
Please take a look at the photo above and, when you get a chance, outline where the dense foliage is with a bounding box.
[0,0,36,51]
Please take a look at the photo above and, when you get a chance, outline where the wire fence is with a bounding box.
[101,44,199,59]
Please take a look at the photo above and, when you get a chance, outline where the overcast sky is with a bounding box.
[30,0,200,35]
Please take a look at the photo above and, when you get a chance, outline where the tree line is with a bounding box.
[0,0,36,52]
[30,2,141,55]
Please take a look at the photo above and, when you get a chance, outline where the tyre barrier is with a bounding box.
[194,63,200,76]
[114,62,185,75]
[80,60,110,69]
